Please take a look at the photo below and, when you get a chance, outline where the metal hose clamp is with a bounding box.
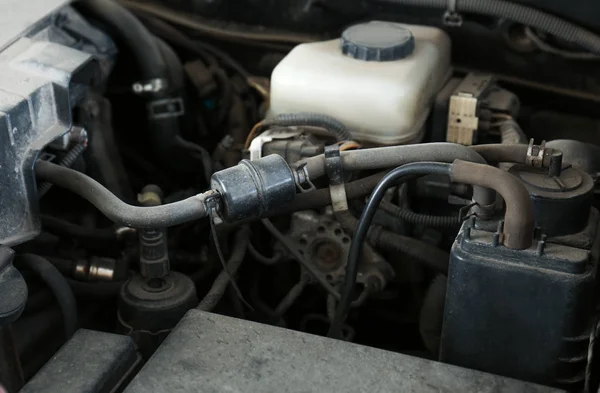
[325,144,348,212]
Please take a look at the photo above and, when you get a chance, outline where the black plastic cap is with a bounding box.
[341,22,415,62]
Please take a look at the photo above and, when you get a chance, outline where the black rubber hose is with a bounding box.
[78,0,168,82]
[66,279,125,298]
[374,0,600,55]
[264,113,352,142]
[41,215,116,241]
[370,228,450,274]
[197,227,250,311]
[35,160,210,228]
[17,254,77,339]
[379,200,460,228]
[419,275,447,356]
[328,162,452,339]
[156,37,184,92]
[335,211,449,274]
[247,242,282,265]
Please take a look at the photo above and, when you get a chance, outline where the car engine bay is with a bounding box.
[3,0,600,392]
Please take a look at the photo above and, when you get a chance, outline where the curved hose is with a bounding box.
[336,211,449,274]
[66,279,124,298]
[38,142,87,197]
[328,162,452,338]
[450,159,534,249]
[379,200,460,228]
[197,228,250,311]
[41,215,116,241]
[35,160,210,228]
[370,228,450,274]
[375,0,600,55]
[247,242,282,265]
[301,143,496,210]
[264,113,352,142]
[419,275,447,356]
[156,37,184,92]
[18,254,77,339]
[77,0,168,82]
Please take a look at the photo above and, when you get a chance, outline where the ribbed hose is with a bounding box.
[264,113,352,142]
[17,254,77,339]
[335,211,450,274]
[375,0,600,55]
[38,143,86,197]
[379,200,460,228]
[369,227,450,274]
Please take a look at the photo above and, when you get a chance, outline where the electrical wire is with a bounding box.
[261,218,341,300]
[247,242,283,265]
[206,222,253,310]
[328,162,452,339]
[244,121,264,149]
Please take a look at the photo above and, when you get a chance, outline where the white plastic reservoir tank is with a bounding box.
[269,21,452,145]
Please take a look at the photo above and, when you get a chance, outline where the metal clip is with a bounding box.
[294,163,316,193]
[526,139,546,168]
[324,144,349,212]
[132,78,169,95]
[443,0,463,27]
[203,190,224,225]
[459,202,478,222]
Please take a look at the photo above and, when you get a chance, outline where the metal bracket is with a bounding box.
[443,0,463,26]
[148,97,185,120]
[324,144,348,212]
[248,129,302,161]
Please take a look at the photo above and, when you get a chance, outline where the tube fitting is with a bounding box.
[450,159,534,249]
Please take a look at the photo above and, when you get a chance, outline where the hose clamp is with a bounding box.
[443,0,463,27]
[325,144,348,212]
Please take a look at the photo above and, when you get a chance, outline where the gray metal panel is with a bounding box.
[21,329,139,393]
[0,0,70,51]
[125,310,563,393]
